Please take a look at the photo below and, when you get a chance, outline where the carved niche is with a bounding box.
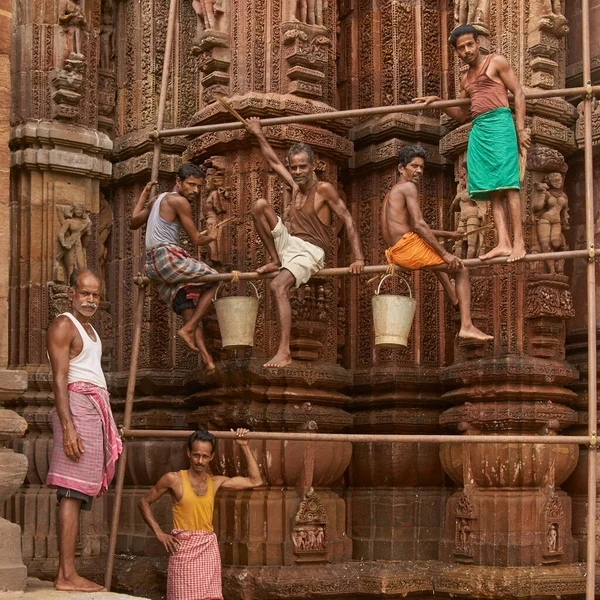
[52,0,87,120]
[454,493,477,563]
[98,0,116,134]
[527,0,569,89]
[282,18,332,100]
[450,167,488,259]
[53,202,92,284]
[201,156,232,264]
[542,493,564,564]
[191,0,231,102]
[291,488,328,562]
[524,146,573,358]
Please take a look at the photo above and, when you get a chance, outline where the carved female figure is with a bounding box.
[532,172,569,274]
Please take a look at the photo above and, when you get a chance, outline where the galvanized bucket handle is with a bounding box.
[214,280,261,302]
[375,273,413,298]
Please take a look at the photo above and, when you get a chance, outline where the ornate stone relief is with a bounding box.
[454,493,476,563]
[292,488,328,561]
[450,167,488,259]
[542,493,564,563]
[98,0,116,134]
[282,21,332,99]
[53,0,87,120]
[527,0,568,89]
[98,191,113,295]
[201,155,231,263]
[53,202,92,284]
[192,0,231,102]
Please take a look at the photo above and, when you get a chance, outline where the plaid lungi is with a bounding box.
[46,382,123,497]
[167,530,223,600]
[145,244,217,308]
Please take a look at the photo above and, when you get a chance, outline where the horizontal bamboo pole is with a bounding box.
[136,248,593,286]
[122,429,591,445]
[154,85,600,138]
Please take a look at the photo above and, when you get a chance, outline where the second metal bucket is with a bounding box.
[213,281,260,349]
[371,273,417,347]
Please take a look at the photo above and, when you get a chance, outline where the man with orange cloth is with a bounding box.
[138,429,263,600]
[382,145,493,342]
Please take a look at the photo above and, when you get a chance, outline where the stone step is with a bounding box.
[0,578,150,600]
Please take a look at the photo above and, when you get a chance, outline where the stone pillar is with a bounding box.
[437,0,585,586]
[7,0,113,580]
[0,2,29,589]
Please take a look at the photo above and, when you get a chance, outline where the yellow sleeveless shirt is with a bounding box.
[172,470,215,532]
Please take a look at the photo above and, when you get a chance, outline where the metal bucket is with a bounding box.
[371,273,417,347]
[213,281,260,349]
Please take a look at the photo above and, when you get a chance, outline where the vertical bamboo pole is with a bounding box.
[104,0,179,589]
[582,0,598,597]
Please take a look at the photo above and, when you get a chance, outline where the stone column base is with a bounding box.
[0,517,27,591]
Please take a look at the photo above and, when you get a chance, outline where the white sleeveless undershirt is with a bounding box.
[61,312,107,389]
[145,193,181,251]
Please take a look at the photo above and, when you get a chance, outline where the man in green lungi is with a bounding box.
[414,23,531,263]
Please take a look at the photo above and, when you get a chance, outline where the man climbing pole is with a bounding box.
[138,429,263,600]
[246,117,365,368]
[382,145,493,342]
[414,23,531,263]
[129,164,218,369]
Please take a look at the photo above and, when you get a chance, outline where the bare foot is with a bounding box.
[202,354,216,374]
[458,325,494,341]
[178,327,199,352]
[263,352,292,368]
[55,574,106,592]
[507,242,526,263]
[256,261,281,275]
[479,244,512,261]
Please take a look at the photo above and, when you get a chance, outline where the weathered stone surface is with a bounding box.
[0,519,27,592]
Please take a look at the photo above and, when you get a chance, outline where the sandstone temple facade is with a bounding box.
[0,0,599,597]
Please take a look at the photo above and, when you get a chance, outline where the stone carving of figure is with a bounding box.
[450,169,486,259]
[530,0,569,37]
[55,202,92,284]
[547,523,558,552]
[532,172,569,274]
[59,0,86,59]
[456,519,471,553]
[316,526,325,549]
[202,157,230,262]
[289,0,325,26]
[98,193,112,295]
[99,4,114,70]
[192,0,227,35]
[454,0,489,30]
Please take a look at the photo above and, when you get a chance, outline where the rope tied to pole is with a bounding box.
[231,270,241,283]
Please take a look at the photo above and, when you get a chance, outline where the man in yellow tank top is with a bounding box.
[139,428,262,600]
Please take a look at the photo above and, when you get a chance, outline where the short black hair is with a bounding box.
[69,268,100,289]
[187,430,216,453]
[449,24,479,47]
[177,163,206,182]
[287,142,314,165]
[397,145,427,167]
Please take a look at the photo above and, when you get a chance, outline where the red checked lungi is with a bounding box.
[145,244,217,308]
[46,382,123,497]
[167,530,223,600]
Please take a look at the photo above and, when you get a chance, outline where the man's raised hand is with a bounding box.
[233,428,250,447]
[245,117,264,137]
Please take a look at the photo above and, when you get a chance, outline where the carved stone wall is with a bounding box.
[3,0,596,597]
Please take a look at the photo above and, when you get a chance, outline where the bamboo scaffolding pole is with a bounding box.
[134,249,594,287]
[121,429,590,445]
[153,85,600,139]
[103,0,178,590]
[582,0,598,597]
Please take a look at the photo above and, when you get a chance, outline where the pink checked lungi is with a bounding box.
[145,244,217,308]
[167,530,223,600]
[46,382,122,497]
